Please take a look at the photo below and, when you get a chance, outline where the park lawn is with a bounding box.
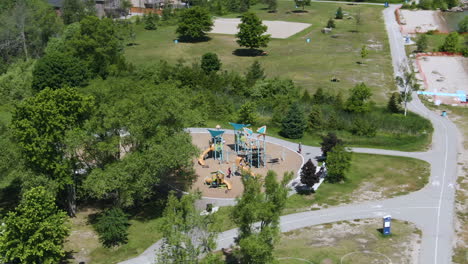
[283,153,430,214]
[126,2,395,105]
[274,219,421,264]
[64,207,163,264]
[67,153,429,263]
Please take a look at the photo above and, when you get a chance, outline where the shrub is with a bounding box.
[327,18,336,28]
[350,118,377,137]
[95,208,130,247]
[201,52,221,74]
[335,7,343,19]
[458,16,468,33]
[439,32,460,53]
[300,159,319,188]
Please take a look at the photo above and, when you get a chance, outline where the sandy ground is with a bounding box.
[399,10,443,33]
[210,18,311,39]
[190,133,302,198]
[279,219,421,264]
[417,56,468,105]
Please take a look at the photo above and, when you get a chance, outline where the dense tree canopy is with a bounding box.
[32,51,89,91]
[0,0,62,66]
[0,187,69,264]
[233,171,293,264]
[158,192,219,263]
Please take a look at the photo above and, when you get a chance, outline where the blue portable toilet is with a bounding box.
[442,111,447,117]
[306,38,311,43]
[383,215,392,235]
[384,2,389,7]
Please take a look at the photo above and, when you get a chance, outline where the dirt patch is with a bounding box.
[278,219,421,264]
[210,18,311,39]
[399,10,442,33]
[65,207,100,264]
[416,56,468,105]
[191,133,302,198]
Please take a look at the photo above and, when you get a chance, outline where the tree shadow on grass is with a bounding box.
[0,177,22,216]
[177,36,212,43]
[292,10,309,13]
[232,49,267,57]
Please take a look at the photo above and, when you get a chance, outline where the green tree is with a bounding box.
[158,192,219,263]
[326,144,352,183]
[237,101,258,125]
[387,92,402,113]
[62,0,96,25]
[11,87,93,215]
[327,18,336,28]
[32,51,89,91]
[280,102,307,139]
[233,171,293,264]
[300,159,319,188]
[336,7,343,19]
[320,132,342,157]
[345,83,373,113]
[446,0,459,9]
[395,64,419,116]
[95,208,130,247]
[458,16,468,33]
[308,105,325,131]
[439,32,460,53]
[0,0,62,63]
[201,52,222,74]
[360,45,368,60]
[0,187,69,264]
[416,34,428,52]
[246,60,266,86]
[144,13,159,30]
[265,0,278,12]
[176,6,213,41]
[82,81,200,207]
[295,0,311,11]
[236,12,271,51]
[66,16,126,78]
[311,87,327,104]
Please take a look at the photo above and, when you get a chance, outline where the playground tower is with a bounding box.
[229,123,267,168]
[207,129,224,163]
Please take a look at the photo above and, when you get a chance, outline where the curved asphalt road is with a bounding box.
[120,4,459,264]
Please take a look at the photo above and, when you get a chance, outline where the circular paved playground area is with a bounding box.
[210,18,311,39]
[191,133,302,198]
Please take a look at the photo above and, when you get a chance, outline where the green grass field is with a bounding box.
[275,219,421,264]
[64,153,429,263]
[284,153,430,213]
[126,2,395,104]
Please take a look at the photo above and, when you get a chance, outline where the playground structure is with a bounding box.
[204,170,232,190]
[191,131,302,198]
[230,123,267,169]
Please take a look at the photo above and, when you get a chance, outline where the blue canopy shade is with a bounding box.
[229,122,251,130]
[208,129,225,138]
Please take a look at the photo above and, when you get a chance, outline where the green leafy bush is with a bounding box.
[95,208,130,247]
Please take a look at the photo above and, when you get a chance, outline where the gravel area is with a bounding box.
[210,18,311,39]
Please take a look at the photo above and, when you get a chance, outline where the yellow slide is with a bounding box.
[222,179,232,190]
[235,157,255,177]
[198,145,215,166]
